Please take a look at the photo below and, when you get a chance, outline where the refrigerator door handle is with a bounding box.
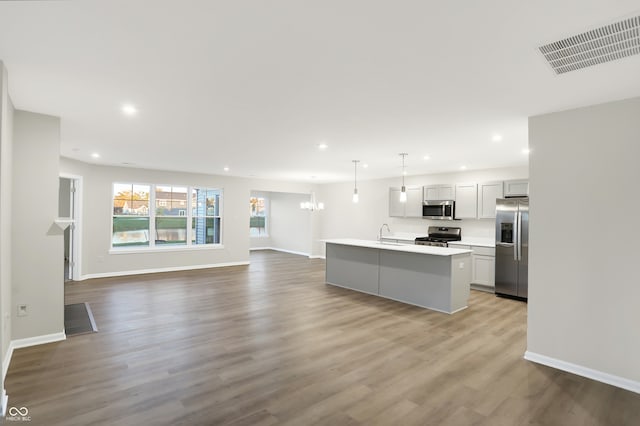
[517,211,522,261]
[513,211,518,261]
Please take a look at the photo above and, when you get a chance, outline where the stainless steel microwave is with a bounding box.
[422,200,455,220]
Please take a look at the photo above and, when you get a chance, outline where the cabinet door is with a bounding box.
[504,179,529,197]
[454,183,477,219]
[424,185,455,201]
[389,188,404,217]
[405,187,423,217]
[448,244,471,250]
[472,254,495,287]
[438,185,455,200]
[423,185,440,201]
[478,181,504,219]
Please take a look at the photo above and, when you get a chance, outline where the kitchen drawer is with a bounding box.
[472,246,495,256]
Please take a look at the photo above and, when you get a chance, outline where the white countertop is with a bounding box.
[324,239,473,256]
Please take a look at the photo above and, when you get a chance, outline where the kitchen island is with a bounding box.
[324,239,473,314]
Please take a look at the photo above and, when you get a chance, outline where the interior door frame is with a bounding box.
[60,173,82,281]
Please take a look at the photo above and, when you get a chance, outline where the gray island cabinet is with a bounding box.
[324,239,473,314]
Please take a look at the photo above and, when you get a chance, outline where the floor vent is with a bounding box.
[539,15,640,74]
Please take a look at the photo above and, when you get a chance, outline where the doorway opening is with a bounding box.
[59,174,82,281]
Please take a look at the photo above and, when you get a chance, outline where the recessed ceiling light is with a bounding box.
[460,165,467,170]
[492,134,503,143]
[91,153,100,158]
[121,104,138,116]
[362,163,369,168]
[317,143,328,150]
[423,155,430,160]
[522,148,531,155]
[402,170,407,176]
[223,166,229,172]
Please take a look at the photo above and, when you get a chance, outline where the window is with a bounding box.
[155,185,188,245]
[112,184,151,247]
[249,196,267,236]
[192,188,221,245]
[111,182,222,249]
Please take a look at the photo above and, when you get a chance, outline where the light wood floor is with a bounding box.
[6,250,640,425]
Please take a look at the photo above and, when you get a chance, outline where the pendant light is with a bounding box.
[352,160,360,203]
[399,153,408,203]
[300,192,324,211]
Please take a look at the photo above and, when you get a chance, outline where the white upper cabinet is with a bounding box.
[405,187,423,217]
[423,184,455,201]
[478,181,504,219]
[504,179,529,197]
[389,187,422,217]
[454,183,477,219]
[389,188,405,217]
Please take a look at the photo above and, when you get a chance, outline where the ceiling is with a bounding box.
[1,1,639,183]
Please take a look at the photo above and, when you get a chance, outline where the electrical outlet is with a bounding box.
[17,304,28,317]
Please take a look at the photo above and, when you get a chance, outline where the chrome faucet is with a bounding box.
[379,223,391,241]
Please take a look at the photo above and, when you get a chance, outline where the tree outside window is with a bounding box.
[250,196,267,236]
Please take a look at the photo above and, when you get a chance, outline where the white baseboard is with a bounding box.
[1,388,6,417]
[2,345,13,384]
[524,350,640,394]
[78,261,250,280]
[271,247,310,257]
[308,255,326,259]
[249,247,311,257]
[11,331,66,350]
[3,331,66,384]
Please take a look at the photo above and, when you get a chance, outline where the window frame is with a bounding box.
[249,195,269,238]
[110,182,224,253]
[191,187,223,246]
[111,182,152,249]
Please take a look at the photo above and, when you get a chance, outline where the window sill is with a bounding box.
[109,244,225,255]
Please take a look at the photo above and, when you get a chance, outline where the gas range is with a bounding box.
[414,226,462,247]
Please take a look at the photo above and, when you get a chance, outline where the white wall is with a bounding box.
[0,61,14,407]
[527,96,640,390]
[315,166,528,256]
[60,158,319,277]
[11,110,63,340]
[269,192,312,255]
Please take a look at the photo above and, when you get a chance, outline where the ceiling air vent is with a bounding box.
[539,15,640,74]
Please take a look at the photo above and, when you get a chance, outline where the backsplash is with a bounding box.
[387,217,495,239]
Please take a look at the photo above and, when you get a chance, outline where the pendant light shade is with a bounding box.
[399,153,408,203]
[352,160,360,203]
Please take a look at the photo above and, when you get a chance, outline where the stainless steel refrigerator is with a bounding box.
[495,198,528,300]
